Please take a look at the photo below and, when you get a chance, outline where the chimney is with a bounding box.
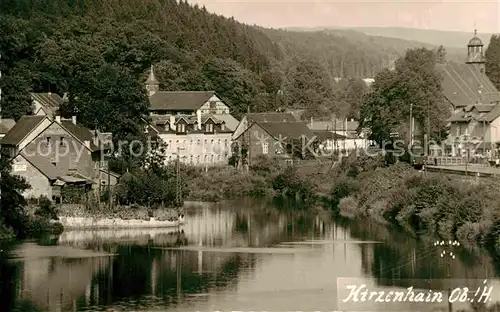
[84,140,90,148]
[72,115,77,125]
[196,109,202,130]
[169,115,176,131]
[55,116,61,123]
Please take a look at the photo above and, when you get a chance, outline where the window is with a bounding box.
[168,140,172,149]
[197,139,201,146]
[46,137,51,144]
[59,136,64,146]
[211,155,214,163]
[210,101,217,114]
[262,142,269,154]
[177,124,185,132]
[205,123,213,132]
[196,155,200,163]
[190,155,193,164]
[455,126,460,137]
[225,139,228,147]
[204,139,207,146]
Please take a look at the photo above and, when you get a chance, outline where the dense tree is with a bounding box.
[359,48,449,145]
[485,35,500,90]
[0,148,30,238]
[334,78,368,120]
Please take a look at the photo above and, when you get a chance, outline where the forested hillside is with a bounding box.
[0,0,442,126]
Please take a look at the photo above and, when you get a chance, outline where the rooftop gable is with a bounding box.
[437,63,500,108]
[59,120,100,152]
[258,121,315,140]
[0,115,48,146]
[19,152,63,180]
[149,91,216,111]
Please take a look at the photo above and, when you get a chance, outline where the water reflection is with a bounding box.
[2,200,500,311]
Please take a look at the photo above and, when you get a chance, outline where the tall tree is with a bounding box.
[485,35,500,90]
[0,147,30,238]
[359,48,449,145]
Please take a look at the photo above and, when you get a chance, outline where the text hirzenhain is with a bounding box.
[341,284,443,303]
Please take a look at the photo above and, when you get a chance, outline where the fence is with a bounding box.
[428,156,491,166]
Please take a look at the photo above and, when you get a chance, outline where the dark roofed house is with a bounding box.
[232,112,298,140]
[2,114,106,201]
[234,120,317,161]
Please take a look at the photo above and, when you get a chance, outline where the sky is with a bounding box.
[188,0,500,33]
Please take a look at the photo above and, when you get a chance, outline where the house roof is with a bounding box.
[149,91,216,111]
[0,115,47,146]
[313,130,346,141]
[308,120,359,131]
[437,62,500,108]
[0,119,16,134]
[31,93,64,116]
[257,121,315,140]
[99,168,121,178]
[212,114,239,131]
[246,112,296,123]
[60,120,100,152]
[20,152,63,180]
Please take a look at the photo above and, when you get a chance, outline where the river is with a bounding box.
[2,199,500,312]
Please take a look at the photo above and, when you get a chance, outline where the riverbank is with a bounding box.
[331,154,500,254]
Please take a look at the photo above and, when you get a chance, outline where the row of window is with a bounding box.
[167,154,224,164]
[175,123,220,133]
[167,138,229,149]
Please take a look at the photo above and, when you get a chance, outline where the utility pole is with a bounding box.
[434,239,460,312]
[333,114,337,157]
[0,53,2,208]
[409,103,413,146]
[175,147,183,207]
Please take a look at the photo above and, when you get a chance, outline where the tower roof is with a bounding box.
[468,29,483,46]
[145,65,159,85]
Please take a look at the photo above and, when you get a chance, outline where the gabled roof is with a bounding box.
[308,120,359,132]
[437,63,500,108]
[149,91,216,111]
[60,120,100,152]
[19,152,63,180]
[212,114,239,131]
[0,116,48,146]
[313,130,346,141]
[257,121,315,140]
[246,112,296,123]
[31,93,64,116]
[0,119,16,134]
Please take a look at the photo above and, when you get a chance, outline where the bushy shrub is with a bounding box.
[338,196,359,218]
[34,196,59,220]
[330,176,359,210]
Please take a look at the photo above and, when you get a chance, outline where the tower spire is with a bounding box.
[145,64,160,96]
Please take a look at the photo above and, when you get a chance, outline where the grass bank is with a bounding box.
[330,153,500,257]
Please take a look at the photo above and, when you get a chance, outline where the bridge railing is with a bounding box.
[428,156,490,166]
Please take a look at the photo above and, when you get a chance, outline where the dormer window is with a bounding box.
[205,123,213,132]
[221,123,225,131]
[165,123,169,131]
[177,124,186,133]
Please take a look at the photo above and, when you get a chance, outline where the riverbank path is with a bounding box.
[426,164,500,177]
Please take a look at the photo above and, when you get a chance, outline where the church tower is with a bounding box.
[145,65,159,96]
[465,29,485,73]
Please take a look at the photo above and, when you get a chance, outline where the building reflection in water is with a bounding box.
[7,202,500,312]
